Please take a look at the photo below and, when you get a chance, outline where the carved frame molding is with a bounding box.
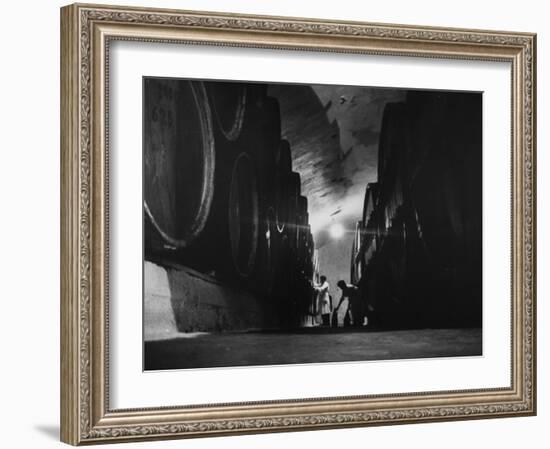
[60,3,536,445]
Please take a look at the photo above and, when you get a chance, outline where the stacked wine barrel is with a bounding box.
[144,78,316,328]
[351,91,482,329]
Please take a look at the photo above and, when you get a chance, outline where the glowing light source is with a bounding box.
[329,223,345,239]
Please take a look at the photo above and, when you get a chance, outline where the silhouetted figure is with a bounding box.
[314,275,331,326]
[335,280,364,328]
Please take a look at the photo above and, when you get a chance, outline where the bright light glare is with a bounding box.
[329,223,345,239]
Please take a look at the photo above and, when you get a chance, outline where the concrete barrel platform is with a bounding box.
[144,261,272,341]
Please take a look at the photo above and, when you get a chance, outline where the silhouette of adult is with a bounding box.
[335,280,364,327]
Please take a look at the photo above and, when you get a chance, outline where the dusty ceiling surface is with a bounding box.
[268,83,405,248]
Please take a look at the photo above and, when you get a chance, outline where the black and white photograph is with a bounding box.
[48,0,541,445]
[142,78,482,371]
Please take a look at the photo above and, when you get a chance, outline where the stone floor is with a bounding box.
[144,327,482,371]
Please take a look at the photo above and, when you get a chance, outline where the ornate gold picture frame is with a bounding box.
[60,2,536,445]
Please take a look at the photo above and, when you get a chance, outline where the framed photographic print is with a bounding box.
[60,2,537,445]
